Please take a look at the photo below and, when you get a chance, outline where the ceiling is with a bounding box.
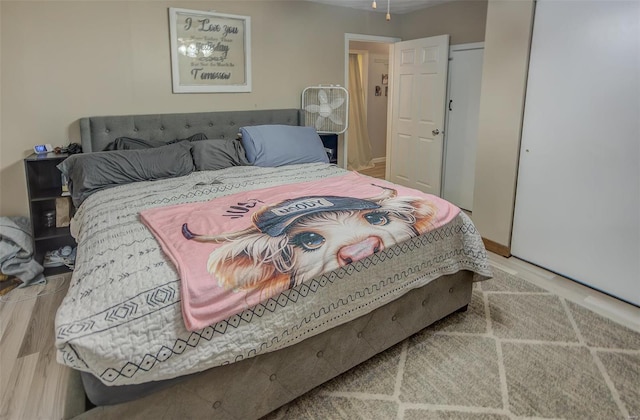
[303,0,452,15]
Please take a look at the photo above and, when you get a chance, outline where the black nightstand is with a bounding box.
[24,153,75,275]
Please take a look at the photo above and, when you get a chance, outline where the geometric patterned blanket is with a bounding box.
[55,163,492,386]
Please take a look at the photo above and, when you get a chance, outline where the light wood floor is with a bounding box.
[0,274,84,419]
[356,160,386,179]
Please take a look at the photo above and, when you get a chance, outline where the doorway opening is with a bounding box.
[344,33,399,177]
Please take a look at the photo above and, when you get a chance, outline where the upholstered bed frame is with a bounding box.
[74,108,474,419]
[79,108,303,153]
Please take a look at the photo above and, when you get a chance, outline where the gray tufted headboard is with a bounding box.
[79,109,303,153]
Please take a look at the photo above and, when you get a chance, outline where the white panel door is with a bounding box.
[512,0,640,306]
[389,35,449,195]
[442,45,484,211]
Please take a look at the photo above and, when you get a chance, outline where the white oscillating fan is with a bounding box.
[301,85,349,134]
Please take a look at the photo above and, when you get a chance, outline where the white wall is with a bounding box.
[512,0,640,306]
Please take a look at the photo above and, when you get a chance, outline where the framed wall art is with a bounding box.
[169,8,251,93]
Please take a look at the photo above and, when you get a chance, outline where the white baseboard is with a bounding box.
[372,157,386,164]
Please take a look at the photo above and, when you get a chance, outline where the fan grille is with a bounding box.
[302,86,349,134]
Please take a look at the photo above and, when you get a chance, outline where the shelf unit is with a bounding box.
[24,153,75,275]
[319,134,338,164]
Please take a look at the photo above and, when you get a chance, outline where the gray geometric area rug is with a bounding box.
[264,266,640,420]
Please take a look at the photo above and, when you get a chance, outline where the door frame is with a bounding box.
[344,33,401,169]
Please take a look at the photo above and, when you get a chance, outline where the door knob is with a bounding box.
[432,129,441,135]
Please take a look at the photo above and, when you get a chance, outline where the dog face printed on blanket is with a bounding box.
[182,186,436,295]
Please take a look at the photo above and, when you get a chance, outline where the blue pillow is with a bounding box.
[239,125,329,167]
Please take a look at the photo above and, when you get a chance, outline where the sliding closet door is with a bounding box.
[511,0,639,306]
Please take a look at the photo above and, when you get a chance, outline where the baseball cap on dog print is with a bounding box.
[254,195,381,236]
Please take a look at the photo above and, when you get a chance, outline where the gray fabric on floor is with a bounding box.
[0,216,45,287]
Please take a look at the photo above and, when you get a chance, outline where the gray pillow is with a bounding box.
[239,125,329,167]
[103,136,166,151]
[168,133,208,144]
[191,139,250,171]
[103,133,208,151]
[58,142,195,207]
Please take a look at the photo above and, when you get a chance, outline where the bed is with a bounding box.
[55,108,492,419]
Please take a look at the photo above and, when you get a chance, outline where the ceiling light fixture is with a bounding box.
[386,0,391,21]
[371,0,377,9]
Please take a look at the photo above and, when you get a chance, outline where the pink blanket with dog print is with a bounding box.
[140,172,459,331]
